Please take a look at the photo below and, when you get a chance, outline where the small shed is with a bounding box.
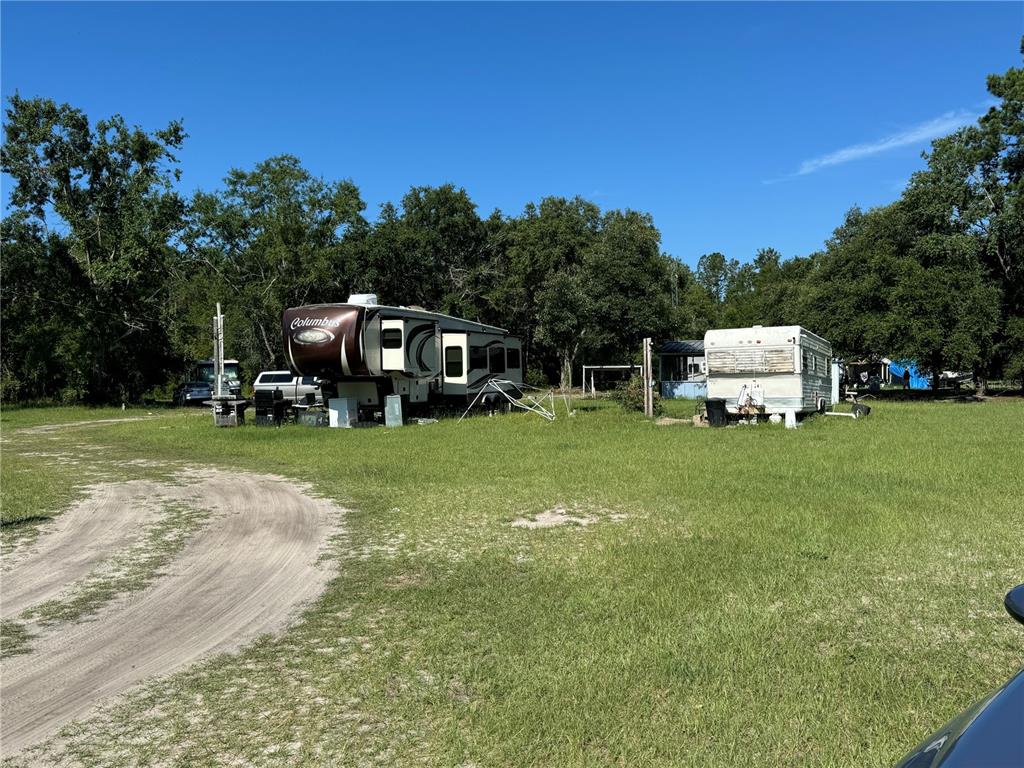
[658,340,707,399]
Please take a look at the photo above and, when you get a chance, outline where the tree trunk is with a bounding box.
[560,353,573,393]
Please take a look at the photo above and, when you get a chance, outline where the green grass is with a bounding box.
[0,405,160,528]
[3,399,1022,766]
[0,620,34,659]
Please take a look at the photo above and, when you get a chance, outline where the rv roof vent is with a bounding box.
[347,293,378,306]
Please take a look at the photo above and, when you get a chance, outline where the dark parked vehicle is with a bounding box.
[175,359,242,406]
[893,584,1024,767]
[176,380,214,406]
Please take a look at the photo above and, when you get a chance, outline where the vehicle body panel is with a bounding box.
[253,371,321,402]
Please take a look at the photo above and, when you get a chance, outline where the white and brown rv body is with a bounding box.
[282,295,523,413]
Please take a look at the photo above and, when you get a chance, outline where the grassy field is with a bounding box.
[1,399,1022,766]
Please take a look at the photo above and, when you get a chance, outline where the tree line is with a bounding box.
[2,44,1021,402]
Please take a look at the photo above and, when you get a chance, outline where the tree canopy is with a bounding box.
[2,40,1022,401]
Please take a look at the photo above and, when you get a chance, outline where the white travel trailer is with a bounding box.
[704,325,834,416]
[282,294,523,415]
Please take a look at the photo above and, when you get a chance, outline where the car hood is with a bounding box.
[894,667,1024,767]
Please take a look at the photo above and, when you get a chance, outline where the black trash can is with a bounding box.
[705,398,728,427]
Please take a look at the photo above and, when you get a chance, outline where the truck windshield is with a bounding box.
[194,363,240,383]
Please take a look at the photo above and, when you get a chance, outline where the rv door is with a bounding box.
[381,319,405,371]
[442,333,468,385]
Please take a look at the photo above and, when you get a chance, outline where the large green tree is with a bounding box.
[1,95,186,401]
[487,197,602,380]
[178,155,366,376]
[585,209,675,359]
[901,41,1023,385]
[356,185,489,318]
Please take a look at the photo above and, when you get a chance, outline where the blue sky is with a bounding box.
[2,2,1021,266]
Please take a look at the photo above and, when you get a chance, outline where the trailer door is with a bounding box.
[442,333,468,393]
[381,319,405,371]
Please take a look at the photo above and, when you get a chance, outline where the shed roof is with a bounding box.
[659,340,704,355]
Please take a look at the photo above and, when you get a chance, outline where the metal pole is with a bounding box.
[643,337,654,418]
[214,302,224,399]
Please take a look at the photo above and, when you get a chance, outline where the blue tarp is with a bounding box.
[886,360,931,389]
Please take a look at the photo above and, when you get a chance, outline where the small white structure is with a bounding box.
[704,325,833,416]
[328,398,358,428]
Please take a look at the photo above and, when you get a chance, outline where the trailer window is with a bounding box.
[489,346,506,374]
[507,348,521,369]
[802,350,810,372]
[382,329,403,349]
[444,346,463,378]
[470,346,487,370]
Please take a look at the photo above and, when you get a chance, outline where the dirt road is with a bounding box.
[1,480,168,613]
[0,468,343,756]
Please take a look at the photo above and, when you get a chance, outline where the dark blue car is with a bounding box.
[894,585,1024,767]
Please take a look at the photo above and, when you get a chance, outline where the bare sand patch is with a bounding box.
[511,506,598,529]
[16,417,154,435]
[0,469,344,757]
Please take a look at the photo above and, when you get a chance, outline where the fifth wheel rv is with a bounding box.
[704,325,835,417]
[282,294,523,416]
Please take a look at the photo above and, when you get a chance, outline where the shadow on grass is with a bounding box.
[1,514,55,528]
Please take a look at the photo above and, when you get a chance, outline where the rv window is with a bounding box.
[469,346,487,370]
[507,348,521,369]
[445,346,463,378]
[489,346,506,374]
[382,328,403,349]
[802,350,810,372]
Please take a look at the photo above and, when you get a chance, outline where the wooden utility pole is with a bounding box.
[642,337,654,418]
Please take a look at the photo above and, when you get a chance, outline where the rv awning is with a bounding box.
[659,340,704,356]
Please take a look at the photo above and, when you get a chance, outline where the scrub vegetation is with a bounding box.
[1,401,1021,766]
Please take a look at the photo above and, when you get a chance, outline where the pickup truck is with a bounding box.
[252,371,322,403]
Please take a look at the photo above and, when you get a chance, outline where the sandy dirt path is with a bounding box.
[15,417,155,435]
[0,481,167,611]
[0,469,343,756]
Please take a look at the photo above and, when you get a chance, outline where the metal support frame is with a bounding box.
[458,379,559,422]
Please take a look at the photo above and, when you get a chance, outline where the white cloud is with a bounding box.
[795,109,979,176]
